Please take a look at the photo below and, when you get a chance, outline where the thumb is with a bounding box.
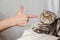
[17,6,24,15]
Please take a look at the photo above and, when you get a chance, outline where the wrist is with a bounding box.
[10,16,18,26]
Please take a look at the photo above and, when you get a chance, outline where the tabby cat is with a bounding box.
[32,10,60,40]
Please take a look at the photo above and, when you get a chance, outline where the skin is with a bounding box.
[0,6,38,31]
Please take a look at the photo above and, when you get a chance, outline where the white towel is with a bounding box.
[17,23,59,40]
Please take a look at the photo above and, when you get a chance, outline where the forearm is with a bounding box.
[0,16,17,31]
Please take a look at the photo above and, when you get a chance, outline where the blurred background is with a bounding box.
[0,0,59,40]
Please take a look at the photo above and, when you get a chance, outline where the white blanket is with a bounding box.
[17,23,59,40]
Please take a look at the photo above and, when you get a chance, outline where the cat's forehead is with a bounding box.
[42,10,53,14]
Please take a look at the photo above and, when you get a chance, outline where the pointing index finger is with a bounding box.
[26,14,38,18]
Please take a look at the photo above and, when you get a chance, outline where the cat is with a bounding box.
[32,10,60,40]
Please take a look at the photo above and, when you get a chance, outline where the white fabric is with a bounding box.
[17,23,59,40]
[17,29,58,40]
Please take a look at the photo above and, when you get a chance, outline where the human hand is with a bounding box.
[15,6,38,26]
